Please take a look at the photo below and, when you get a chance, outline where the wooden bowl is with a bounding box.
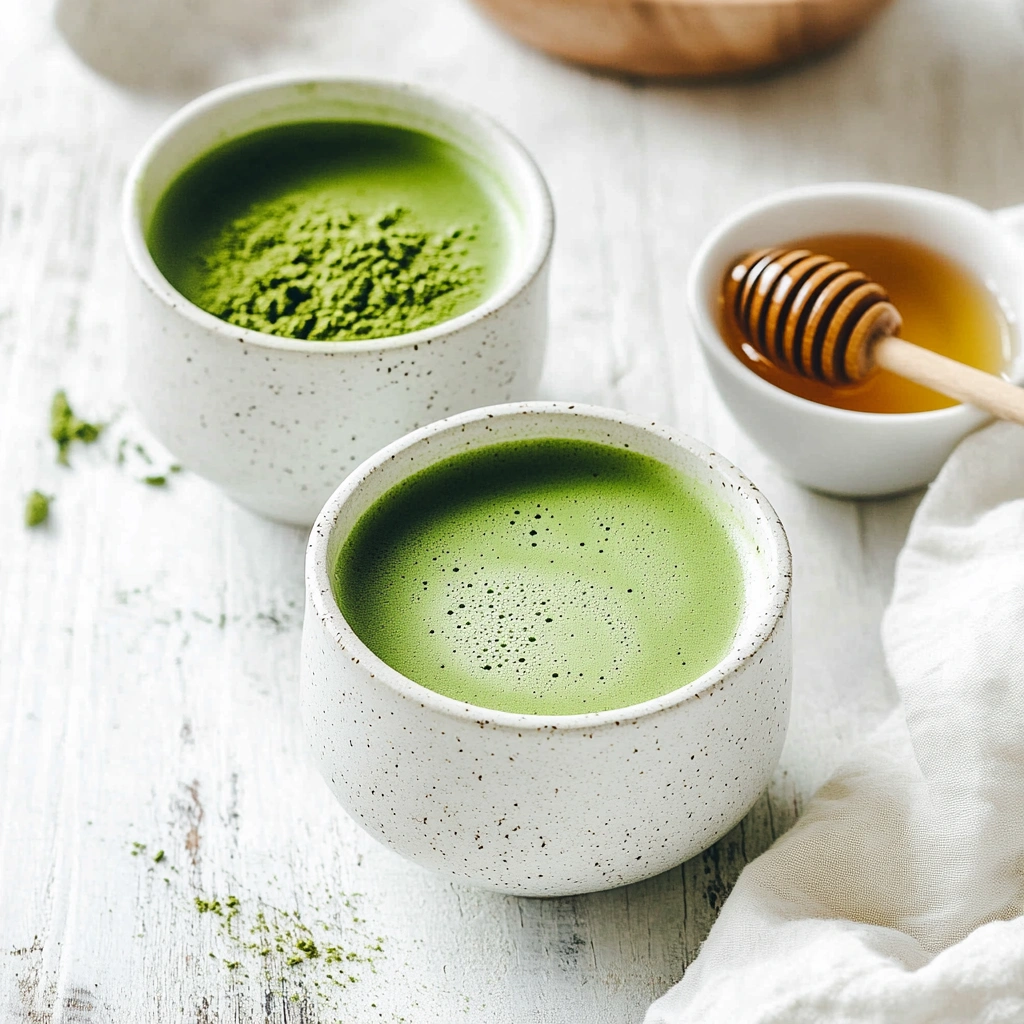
[470,0,894,78]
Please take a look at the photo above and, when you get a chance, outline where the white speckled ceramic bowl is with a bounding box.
[301,402,792,897]
[689,183,1024,498]
[122,74,553,527]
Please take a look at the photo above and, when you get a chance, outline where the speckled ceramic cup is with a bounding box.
[122,74,553,527]
[301,402,792,897]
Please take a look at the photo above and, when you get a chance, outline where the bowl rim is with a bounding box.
[121,72,555,355]
[687,180,1023,429]
[305,401,792,732]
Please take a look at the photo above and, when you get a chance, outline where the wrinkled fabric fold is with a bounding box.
[647,421,1024,1024]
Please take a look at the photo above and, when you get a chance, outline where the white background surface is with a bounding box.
[3,0,1024,1020]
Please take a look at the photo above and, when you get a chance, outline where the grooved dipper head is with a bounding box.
[724,247,903,385]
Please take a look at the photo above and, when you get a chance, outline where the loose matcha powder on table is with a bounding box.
[24,491,51,527]
[148,121,510,342]
[127,841,385,1009]
[50,389,102,465]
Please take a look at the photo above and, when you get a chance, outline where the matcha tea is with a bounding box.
[147,121,510,341]
[334,439,745,716]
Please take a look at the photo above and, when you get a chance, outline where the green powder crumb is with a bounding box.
[153,850,165,864]
[130,841,147,857]
[24,491,51,527]
[50,390,102,465]
[115,435,182,484]
[195,200,484,342]
[288,937,320,966]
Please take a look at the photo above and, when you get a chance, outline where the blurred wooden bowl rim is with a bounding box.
[470,0,894,79]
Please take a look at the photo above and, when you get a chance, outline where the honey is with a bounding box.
[718,233,1014,413]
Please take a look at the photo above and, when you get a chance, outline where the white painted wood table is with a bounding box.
[4,0,1024,1019]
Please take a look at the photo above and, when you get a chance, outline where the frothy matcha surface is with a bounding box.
[334,439,745,716]
[146,121,509,341]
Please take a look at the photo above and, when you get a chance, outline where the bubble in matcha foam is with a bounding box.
[333,438,745,716]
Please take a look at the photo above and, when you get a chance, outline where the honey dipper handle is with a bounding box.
[874,336,1024,426]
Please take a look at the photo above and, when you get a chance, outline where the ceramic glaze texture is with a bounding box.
[301,403,792,897]
[123,76,553,526]
[689,184,1024,498]
[129,279,547,524]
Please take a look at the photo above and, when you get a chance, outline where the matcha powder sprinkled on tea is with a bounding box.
[194,198,486,341]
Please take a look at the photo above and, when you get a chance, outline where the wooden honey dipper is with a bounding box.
[725,247,1024,425]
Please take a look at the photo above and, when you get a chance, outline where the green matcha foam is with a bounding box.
[333,438,745,716]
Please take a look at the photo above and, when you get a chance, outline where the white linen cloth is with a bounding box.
[647,420,1024,1024]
